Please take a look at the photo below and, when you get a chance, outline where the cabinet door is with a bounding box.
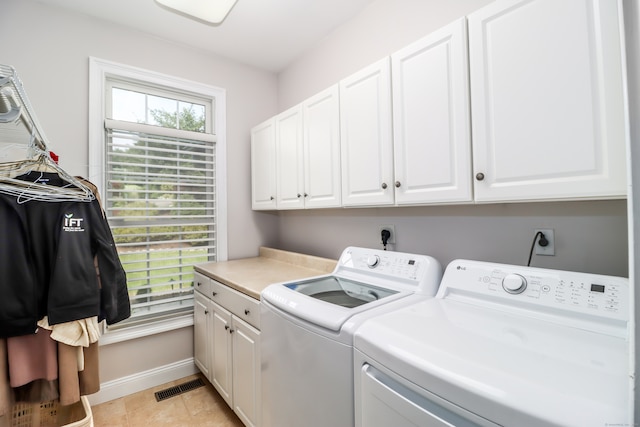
[392,17,472,205]
[469,0,627,202]
[251,119,277,210]
[211,302,234,407]
[340,57,394,206]
[303,85,342,208]
[275,105,305,209]
[232,317,261,427]
[193,292,211,380]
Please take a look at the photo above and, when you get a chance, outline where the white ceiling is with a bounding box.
[34,0,377,73]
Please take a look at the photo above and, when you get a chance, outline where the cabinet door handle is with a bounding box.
[244,309,250,315]
[204,310,209,315]
[212,291,217,297]
[229,329,234,334]
[196,281,201,287]
[381,182,388,189]
[304,193,308,197]
[395,181,401,188]
[297,193,301,198]
[475,172,485,181]
[225,325,230,330]
[270,196,274,200]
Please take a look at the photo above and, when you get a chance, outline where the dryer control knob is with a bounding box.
[502,274,527,294]
[367,255,380,268]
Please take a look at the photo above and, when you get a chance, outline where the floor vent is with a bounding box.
[154,378,206,402]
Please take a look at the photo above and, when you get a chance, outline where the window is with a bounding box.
[89,58,227,338]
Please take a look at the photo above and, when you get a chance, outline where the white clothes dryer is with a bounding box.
[354,259,631,427]
[260,246,442,427]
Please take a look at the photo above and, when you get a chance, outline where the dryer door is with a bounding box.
[358,363,497,427]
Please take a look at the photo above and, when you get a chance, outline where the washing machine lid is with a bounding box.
[262,274,406,331]
[284,276,399,307]
[354,297,630,427]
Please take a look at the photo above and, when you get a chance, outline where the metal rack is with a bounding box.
[0,64,95,202]
[0,64,49,154]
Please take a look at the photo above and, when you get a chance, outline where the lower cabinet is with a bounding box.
[211,302,233,406]
[194,272,261,427]
[230,317,261,426]
[194,291,212,379]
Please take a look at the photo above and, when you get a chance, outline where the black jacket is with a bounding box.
[0,172,130,337]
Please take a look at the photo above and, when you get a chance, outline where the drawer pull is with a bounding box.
[212,291,217,297]
[244,309,250,315]
[196,282,201,287]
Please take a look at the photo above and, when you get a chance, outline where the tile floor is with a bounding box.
[91,374,245,427]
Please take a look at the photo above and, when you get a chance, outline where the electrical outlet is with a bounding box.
[379,225,396,245]
[534,229,555,256]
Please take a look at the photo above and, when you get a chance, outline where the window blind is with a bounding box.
[105,120,216,323]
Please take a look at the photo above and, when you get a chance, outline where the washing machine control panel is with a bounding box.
[346,250,424,278]
[439,260,629,325]
[337,247,442,295]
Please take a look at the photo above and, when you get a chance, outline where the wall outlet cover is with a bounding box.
[534,228,555,256]
[379,225,395,245]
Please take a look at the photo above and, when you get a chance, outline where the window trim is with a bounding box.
[89,57,228,341]
[104,118,217,142]
[99,313,195,346]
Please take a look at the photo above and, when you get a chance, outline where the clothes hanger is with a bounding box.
[0,134,96,203]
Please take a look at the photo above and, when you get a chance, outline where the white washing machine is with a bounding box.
[354,259,631,427]
[260,246,443,427]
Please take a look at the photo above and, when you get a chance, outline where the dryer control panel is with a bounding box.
[438,260,629,336]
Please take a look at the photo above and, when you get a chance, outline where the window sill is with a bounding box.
[99,314,194,346]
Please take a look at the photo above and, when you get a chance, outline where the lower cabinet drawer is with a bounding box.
[194,272,212,296]
[210,279,261,330]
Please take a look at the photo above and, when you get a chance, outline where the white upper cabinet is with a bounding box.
[340,57,394,206]
[274,86,341,210]
[468,0,627,202]
[303,85,342,208]
[275,105,305,209]
[250,119,277,210]
[251,0,628,209]
[391,17,473,205]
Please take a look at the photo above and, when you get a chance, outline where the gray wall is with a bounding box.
[276,201,628,277]
[271,0,630,278]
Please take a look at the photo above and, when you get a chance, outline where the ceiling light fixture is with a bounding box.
[155,0,238,25]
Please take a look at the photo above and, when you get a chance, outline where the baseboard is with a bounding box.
[87,358,199,405]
